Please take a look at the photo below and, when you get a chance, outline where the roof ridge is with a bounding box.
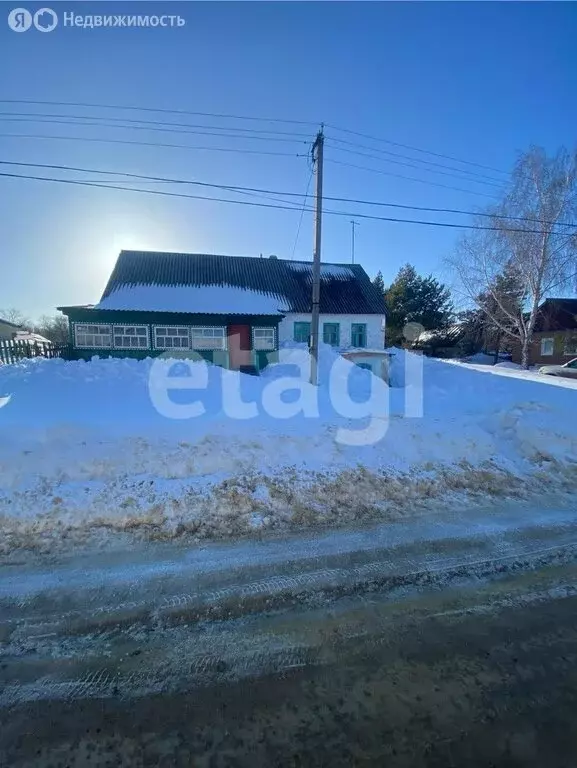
[118,249,356,267]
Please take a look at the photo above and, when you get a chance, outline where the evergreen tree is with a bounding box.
[372,270,385,294]
[384,264,453,346]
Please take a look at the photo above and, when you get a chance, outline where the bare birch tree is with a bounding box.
[448,146,577,368]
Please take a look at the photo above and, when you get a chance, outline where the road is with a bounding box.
[2,498,577,766]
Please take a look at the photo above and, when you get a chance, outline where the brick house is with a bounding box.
[511,298,577,366]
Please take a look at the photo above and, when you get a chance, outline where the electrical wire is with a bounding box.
[0,116,309,145]
[326,157,501,200]
[0,98,513,180]
[0,170,569,236]
[326,135,506,185]
[0,99,320,127]
[325,140,503,188]
[290,170,314,259]
[325,122,512,177]
[2,161,575,230]
[0,133,302,157]
[0,111,312,138]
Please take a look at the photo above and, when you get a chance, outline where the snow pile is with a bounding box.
[1,344,576,554]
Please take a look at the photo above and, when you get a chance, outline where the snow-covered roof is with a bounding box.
[96,284,290,315]
[88,251,386,316]
[14,331,53,344]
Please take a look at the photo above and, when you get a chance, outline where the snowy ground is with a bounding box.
[448,357,577,388]
[1,344,576,555]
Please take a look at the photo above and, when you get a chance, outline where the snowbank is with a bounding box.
[1,344,576,554]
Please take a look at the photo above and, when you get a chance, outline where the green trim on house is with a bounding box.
[59,308,282,368]
[323,322,340,347]
[293,321,311,344]
[351,323,367,348]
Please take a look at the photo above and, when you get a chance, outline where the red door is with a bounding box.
[228,324,251,370]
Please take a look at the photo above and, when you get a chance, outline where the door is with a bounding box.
[228,324,251,370]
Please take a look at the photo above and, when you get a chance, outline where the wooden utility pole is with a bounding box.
[310,128,324,385]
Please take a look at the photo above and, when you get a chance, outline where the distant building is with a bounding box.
[511,298,577,366]
[0,318,23,341]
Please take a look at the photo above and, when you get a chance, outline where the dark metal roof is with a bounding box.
[533,298,577,332]
[99,251,387,315]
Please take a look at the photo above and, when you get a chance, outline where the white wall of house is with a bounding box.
[278,313,385,349]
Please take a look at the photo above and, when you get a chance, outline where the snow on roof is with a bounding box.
[288,262,355,279]
[95,283,290,315]
[14,331,53,344]
[96,251,386,315]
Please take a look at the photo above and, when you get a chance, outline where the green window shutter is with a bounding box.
[294,321,311,343]
[323,323,340,346]
[351,323,367,348]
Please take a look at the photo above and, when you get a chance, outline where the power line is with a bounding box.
[0,98,512,182]
[0,170,567,236]
[326,135,506,185]
[0,99,319,127]
[3,161,575,230]
[0,111,312,138]
[0,132,303,158]
[290,170,314,259]
[0,116,309,145]
[325,140,504,188]
[326,157,501,200]
[325,122,512,177]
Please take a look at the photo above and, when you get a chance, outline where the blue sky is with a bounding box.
[1,1,576,317]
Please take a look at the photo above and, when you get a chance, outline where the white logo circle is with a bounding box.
[33,7,57,32]
[8,7,32,31]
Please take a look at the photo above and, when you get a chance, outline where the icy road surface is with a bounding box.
[2,497,577,766]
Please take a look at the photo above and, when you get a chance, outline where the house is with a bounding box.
[58,250,386,371]
[13,331,53,345]
[511,298,577,366]
[0,318,23,341]
[412,323,467,358]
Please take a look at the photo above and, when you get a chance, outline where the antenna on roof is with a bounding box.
[350,220,360,264]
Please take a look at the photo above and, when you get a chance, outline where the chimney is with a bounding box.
[269,254,277,259]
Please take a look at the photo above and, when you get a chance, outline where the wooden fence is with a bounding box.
[0,339,70,365]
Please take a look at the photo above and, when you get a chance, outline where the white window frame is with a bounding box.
[563,335,577,357]
[190,326,227,350]
[112,325,149,350]
[74,323,112,349]
[252,327,276,351]
[540,337,554,356]
[153,325,191,350]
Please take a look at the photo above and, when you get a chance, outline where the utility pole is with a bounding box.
[350,220,359,264]
[310,128,324,385]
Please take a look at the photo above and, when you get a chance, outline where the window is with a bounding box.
[253,327,275,351]
[351,323,367,348]
[190,327,226,350]
[566,359,577,369]
[294,321,311,344]
[113,326,149,349]
[323,322,340,347]
[540,337,554,356]
[563,336,577,356]
[154,326,190,350]
[74,324,112,349]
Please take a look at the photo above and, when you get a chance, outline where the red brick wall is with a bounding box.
[511,331,577,366]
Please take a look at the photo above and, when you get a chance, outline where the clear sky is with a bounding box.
[1,1,576,318]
